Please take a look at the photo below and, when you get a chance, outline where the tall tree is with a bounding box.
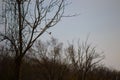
[0,0,65,80]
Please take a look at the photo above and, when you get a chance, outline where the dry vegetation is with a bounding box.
[0,38,120,80]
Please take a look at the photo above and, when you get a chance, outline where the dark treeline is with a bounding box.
[0,38,120,80]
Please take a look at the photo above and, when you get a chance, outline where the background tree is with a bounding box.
[66,41,104,80]
[0,0,65,80]
[34,38,68,80]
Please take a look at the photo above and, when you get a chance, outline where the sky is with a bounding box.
[43,0,120,70]
[0,0,120,70]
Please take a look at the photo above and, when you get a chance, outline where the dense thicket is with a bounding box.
[0,39,119,80]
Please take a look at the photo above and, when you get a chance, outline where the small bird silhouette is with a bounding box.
[49,32,51,35]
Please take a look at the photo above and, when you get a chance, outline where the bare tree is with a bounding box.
[34,38,67,80]
[0,0,65,80]
[66,41,104,80]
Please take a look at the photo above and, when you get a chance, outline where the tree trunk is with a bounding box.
[14,57,22,80]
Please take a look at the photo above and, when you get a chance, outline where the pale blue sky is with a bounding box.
[43,0,120,70]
